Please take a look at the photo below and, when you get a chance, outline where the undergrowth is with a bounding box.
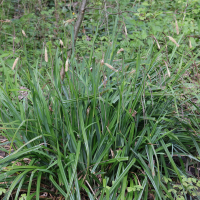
[0,0,200,199]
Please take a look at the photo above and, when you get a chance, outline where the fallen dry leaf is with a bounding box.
[18,86,29,100]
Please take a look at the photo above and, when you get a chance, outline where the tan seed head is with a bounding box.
[45,47,48,62]
[22,30,27,38]
[65,58,69,72]
[12,57,19,70]
[167,36,180,47]
[104,63,118,72]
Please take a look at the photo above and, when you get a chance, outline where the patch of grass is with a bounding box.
[0,30,200,199]
[0,0,200,199]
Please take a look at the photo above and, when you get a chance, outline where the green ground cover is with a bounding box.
[0,0,200,199]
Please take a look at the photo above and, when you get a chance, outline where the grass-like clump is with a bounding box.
[0,1,200,199]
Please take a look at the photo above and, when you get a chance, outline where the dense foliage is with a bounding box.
[0,0,200,199]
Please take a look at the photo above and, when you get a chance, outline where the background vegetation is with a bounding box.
[0,0,200,199]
